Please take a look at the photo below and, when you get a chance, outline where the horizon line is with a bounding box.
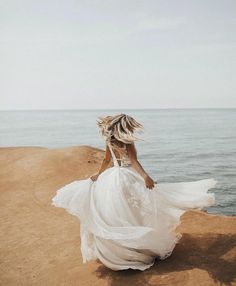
[1,107,236,111]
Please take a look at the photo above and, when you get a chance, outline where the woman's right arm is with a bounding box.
[126,143,155,190]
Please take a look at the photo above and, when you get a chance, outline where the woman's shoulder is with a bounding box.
[106,138,135,150]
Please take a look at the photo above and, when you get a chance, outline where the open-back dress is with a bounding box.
[51,141,216,271]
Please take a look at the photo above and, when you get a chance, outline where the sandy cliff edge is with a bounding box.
[0,146,235,286]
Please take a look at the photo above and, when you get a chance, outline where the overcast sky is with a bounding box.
[1,0,236,110]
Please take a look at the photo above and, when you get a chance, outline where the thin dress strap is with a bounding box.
[107,142,119,167]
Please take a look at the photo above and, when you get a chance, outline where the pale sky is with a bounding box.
[0,0,236,110]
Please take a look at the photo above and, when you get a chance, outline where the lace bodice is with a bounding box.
[107,142,132,167]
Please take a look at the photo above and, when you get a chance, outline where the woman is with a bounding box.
[51,113,217,271]
[90,114,155,190]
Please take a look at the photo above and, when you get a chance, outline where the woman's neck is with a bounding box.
[110,139,125,148]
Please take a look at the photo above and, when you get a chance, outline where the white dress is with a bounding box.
[51,142,217,271]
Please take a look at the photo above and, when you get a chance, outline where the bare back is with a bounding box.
[108,139,134,167]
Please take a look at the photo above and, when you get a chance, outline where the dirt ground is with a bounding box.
[0,146,235,286]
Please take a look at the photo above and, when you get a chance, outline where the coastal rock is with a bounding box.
[0,146,235,286]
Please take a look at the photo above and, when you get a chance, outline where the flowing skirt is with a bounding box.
[51,165,216,271]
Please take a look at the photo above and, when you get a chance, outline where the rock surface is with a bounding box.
[0,146,235,286]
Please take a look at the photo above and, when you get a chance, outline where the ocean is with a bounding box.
[0,109,235,216]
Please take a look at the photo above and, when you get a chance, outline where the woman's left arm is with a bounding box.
[90,144,111,181]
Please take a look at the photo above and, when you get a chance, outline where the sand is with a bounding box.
[0,146,235,286]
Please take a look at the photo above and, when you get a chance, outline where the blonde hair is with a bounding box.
[96,113,144,144]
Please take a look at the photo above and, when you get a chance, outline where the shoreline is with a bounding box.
[1,145,234,218]
[0,145,235,285]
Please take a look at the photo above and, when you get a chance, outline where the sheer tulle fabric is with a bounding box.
[51,144,216,271]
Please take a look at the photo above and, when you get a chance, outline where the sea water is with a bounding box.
[0,109,235,216]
